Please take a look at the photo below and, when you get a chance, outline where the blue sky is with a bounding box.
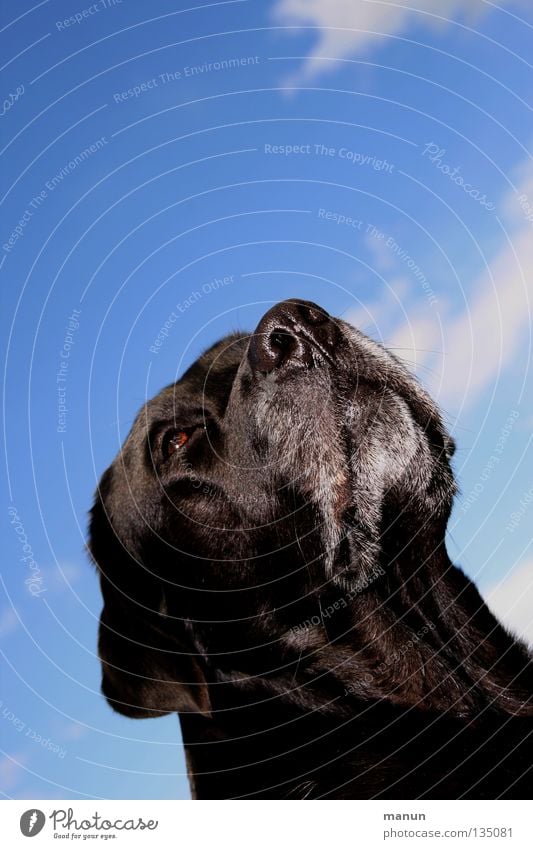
[1,0,532,800]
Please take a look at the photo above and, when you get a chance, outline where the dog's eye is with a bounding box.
[161,429,192,459]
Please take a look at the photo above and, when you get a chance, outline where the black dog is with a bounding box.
[89,299,533,799]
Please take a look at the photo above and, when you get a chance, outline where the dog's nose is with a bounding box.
[248,299,338,373]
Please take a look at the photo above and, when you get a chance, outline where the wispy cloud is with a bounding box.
[484,559,533,647]
[344,158,533,413]
[0,606,18,638]
[62,721,89,742]
[388,227,532,409]
[45,560,84,592]
[272,0,524,85]
[0,752,27,792]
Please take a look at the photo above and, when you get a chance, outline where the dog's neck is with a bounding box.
[319,537,533,718]
[178,532,533,799]
[186,532,533,721]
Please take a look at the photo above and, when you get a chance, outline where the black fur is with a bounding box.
[88,299,533,799]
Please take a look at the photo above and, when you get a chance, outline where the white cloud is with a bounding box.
[387,303,444,374]
[438,230,532,407]
[484,560,533,648]
[45,560,84,591]
[0,606,18,638]
[344,157,533,413]
[0,753,27,792]
[504,156,533,226]
[63,721,89,741]
[273,0,513,84]
[387,226,532,409]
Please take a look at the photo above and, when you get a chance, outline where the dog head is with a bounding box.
[89,299,456,718]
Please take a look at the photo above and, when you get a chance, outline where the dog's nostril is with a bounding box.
[248,300,335,375]
[270,330,291,352]
[268,329,297,368]
[248,328,298,373]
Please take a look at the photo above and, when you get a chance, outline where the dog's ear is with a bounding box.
[89,477,211,719]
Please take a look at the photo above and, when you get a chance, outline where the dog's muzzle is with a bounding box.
[247,299,339,375]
